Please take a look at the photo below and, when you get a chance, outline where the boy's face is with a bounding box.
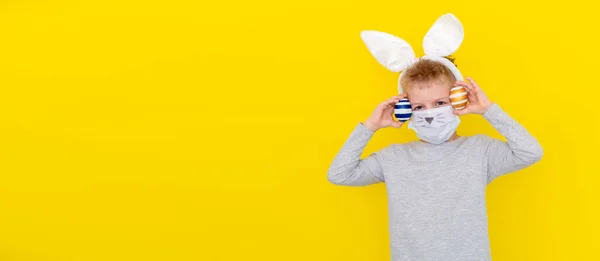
[406,77,454,111]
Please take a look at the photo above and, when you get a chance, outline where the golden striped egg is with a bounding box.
[450,86,468,110]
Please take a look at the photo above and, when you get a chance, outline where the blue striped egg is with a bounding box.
[394,98,412,122]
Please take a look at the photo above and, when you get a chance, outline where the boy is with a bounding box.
[327,58,543,260]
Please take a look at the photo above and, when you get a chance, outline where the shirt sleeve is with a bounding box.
[326,122,387,186]
[482,103,544,184]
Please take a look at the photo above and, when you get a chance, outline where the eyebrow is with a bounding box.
[411,97,450,106]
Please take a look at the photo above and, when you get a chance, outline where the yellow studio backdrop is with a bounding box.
[0,0,598,260]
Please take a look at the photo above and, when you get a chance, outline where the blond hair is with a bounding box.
[400,57,457,89]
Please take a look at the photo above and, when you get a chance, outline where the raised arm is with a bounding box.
[481,103,543,183]
[327,122,387,186]
[453,77,543,184]
[327,94,405,186]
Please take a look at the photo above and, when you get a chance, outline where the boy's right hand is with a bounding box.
[363,94,406,132]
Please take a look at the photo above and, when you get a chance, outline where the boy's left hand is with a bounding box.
[453,77,493,115]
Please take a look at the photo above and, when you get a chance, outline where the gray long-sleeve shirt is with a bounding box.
[327,103,543,261]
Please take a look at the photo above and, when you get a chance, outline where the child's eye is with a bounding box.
[413,106,423,111]
[436,101,446,106]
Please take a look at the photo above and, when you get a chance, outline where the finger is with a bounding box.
[453,107,470,116]
[465,84,474,94]
[391,121,403,128]
[467,85,478,99]
[390,94,406,105]
[454,80,473,93]
[468,91,478,101]
[466,77,481,91]
[466,83,477,95]
[454,80,472,88]
[468,94,478,105]
[391,94,404,101]
[381,97,397,106]
[467,85,478,97]
[385,97,400,106]
[468,78,488,102]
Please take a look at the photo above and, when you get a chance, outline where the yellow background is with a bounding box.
[0,1,598,260]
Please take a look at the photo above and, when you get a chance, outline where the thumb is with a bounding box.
[391,121,404,128]
[454,108,470,116]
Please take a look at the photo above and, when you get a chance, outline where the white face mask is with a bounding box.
[407,105,460,145]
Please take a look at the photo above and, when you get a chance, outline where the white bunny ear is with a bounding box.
[360,30,416,72]
[422,13,464,57]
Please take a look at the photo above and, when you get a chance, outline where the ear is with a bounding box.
[422,13,464,57]
[360,30,416,72]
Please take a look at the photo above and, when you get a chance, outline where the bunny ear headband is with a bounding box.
[360,13,465,94]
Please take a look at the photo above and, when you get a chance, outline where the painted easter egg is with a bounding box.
[450,86,468,110]
[394,98,412,122]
